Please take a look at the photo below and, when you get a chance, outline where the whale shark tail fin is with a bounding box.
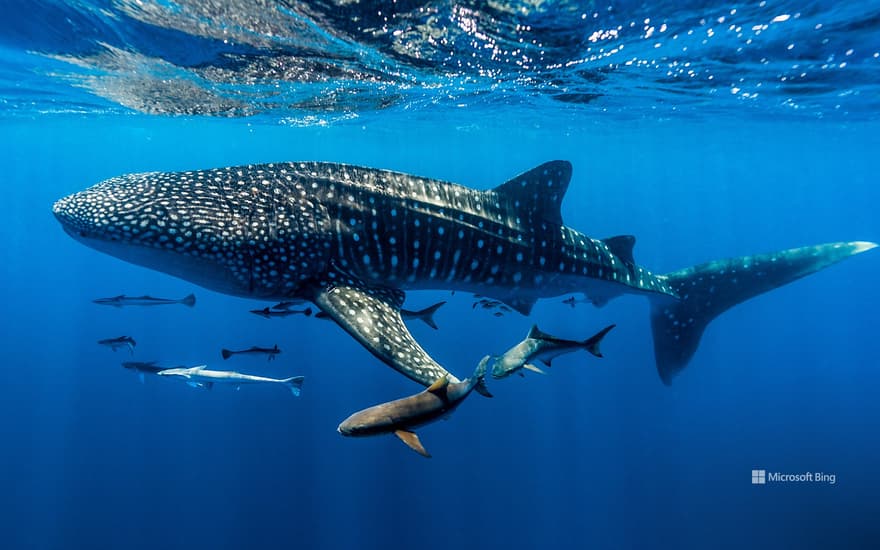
[180,293,196,307]
[652,241,877,385]
[221,349,233,360]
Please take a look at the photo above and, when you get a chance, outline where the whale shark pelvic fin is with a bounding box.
[652,241,877,384]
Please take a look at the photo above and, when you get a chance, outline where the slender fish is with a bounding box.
[122,361,172,383]
[98,336,136,354]
[221,345,281,361]
[250,307,312,319]
[93,294,196,307]
[158,365,304,396]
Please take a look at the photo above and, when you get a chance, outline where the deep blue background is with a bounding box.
[0,116,878,549]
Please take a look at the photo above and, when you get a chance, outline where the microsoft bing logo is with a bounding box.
[751,469,766,485]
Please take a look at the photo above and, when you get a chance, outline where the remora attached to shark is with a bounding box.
[338,359,489,457]
[53,160,877,386]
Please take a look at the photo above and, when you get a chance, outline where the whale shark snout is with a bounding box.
[52,168,333,299]
[52,175,155,243]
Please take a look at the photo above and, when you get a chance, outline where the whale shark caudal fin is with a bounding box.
[282,376,305,397]
[180,293,196,307]
[220,349,233,360]
[652,241,877,385]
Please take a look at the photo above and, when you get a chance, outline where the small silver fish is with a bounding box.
[93,294,196,307]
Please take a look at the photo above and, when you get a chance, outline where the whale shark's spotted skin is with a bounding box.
[54,161,875,386]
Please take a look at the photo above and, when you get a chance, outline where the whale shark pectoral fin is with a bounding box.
[311,280,459,389]
[394,430,431,458]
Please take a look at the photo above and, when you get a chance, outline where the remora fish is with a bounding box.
[98,336,136,354]
[271,300,306,310]
[93,294,196,307]
[314,300,447,329]
[122,360,171,383]
[250,306,312,319]
[53,161,877,387]
[490,324,616,379]
[562,296,590,308]
[221,345,281,361]
[158,365,305,395]
[337,358,490,457]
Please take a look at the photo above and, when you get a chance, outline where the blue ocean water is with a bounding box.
[1,2,880,549]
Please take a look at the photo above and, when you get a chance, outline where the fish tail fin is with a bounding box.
[413,301,446,330]
[282,376,305,397]
[582,324,616,358]
[221,349,233,360]
[652,241,877,385]
[181,293,196,307]
[473,356,493,398]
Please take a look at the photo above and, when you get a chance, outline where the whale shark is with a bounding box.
[53,160,876,386]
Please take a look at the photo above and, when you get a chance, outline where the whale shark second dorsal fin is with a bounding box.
[601,235,636,266]
[491,160,572,225]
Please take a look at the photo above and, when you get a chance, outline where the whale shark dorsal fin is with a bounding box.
[491,160,572,225]
[601,235,636,266]
[394,430,431,458]
[427,376,449,394]
[191,365,207,372]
